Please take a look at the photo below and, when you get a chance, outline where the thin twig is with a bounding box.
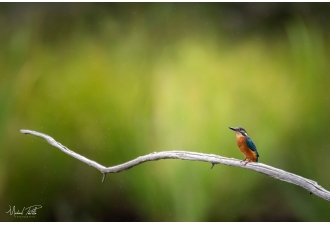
[20,129,330,202]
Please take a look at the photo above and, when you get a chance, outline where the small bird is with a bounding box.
[229,126,259,165]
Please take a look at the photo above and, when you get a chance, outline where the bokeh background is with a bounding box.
[1,2,330,221]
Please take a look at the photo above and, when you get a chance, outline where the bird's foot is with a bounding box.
[243,159,255,166]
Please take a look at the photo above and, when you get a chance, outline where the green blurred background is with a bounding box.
[1,2,330,221]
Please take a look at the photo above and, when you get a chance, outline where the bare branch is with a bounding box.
[20,129,330,202]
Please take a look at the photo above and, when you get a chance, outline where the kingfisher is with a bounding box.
[229,126,259,165]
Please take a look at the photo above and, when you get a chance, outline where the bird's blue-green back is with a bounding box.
[245,137,259,161]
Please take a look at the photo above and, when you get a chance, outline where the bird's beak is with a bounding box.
[229,127,237,131]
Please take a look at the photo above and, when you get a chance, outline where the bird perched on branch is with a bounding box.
[229,126,259,165]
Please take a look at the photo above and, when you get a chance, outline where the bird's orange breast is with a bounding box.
[236,136,258,162]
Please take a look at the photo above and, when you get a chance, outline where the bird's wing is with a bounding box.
[246,137,259,157]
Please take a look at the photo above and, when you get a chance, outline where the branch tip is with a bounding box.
[102,173,107,183]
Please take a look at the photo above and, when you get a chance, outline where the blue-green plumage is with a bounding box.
[245,136,259,162]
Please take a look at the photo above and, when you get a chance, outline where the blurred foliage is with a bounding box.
[1,2,330,222]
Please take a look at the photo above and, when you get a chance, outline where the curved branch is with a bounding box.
[20,129,330,202]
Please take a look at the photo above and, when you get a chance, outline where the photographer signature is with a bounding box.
[6,205,42,217]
